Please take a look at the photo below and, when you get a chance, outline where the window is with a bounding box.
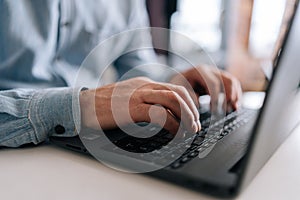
[170,0,223,52]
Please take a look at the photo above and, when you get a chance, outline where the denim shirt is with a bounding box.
[0,0,159,147]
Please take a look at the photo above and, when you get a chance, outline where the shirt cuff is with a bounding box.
[28,87,83,143]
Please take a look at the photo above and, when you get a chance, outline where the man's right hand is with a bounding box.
[79,77,201,134]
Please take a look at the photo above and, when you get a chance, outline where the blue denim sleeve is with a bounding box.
[0,87,82,147]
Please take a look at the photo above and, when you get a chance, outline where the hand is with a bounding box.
[79,77,201,134]
[227,50,267,91]
[169,65,242,111]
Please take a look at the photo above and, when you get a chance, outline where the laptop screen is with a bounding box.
[249,0,298,81]
[239,0,300,192]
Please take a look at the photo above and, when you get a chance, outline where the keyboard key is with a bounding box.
[221,130,229,136]
[208,138,218,144]
[180,156,191,163]
[171,162,182,169]
[197,129,208,137]
[216,135,223,140]
[202,142,211,148]
[198,147,206,153]
[192,136,204,146]
[188,145,199,151]
[188,151,199,158]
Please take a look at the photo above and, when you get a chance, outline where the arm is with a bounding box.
[226,0,266,91]
[227,0,297,91]
[0,88,82,147]
[0,80,201,147]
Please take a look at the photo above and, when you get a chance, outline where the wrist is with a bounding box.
[79,89,99,130]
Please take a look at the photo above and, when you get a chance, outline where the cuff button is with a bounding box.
[55,125,65,134]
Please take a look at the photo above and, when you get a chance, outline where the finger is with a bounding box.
[233,78,243,109]
[221,72,242,110]
[168,85,201,132]
[144,83,200,126]
[168,74,200,107]
[221,74,236,112]
[141,90,199,133]
[230,80,240,110]
[132,104,180,134]
[164,84,200,122]
[205,75,221,112]
[193,67,221,112]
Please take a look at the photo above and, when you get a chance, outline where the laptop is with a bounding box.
[50,2,300,198]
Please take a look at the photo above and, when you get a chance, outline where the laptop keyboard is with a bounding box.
[107,108,256,169]
[169,108,256,169]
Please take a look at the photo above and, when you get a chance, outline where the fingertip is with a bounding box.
[197,120,201,132]
[233,101,239,110]
[192,121,198,133]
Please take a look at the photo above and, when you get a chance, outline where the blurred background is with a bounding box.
[145,0,291,91]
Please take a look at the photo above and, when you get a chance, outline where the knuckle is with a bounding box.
[208,78,220,92]
[166,91,179,102]
[132,90,144,102]
[223,71,238,85]
[134,76,152,83]
[144,81,164,89]
[176,85,186,92]
[141,83,160,91]
[176,85,189,95]
[213,79,221,91]
[225,76,234,86]
[143,82,154,88]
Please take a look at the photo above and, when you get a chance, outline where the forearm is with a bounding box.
[228,0,254,55]
[226,0,267,91]
[0,87,82,147]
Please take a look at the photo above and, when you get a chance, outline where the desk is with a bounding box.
[1,123,300,200]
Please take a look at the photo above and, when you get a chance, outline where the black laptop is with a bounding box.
[50,2,300,198]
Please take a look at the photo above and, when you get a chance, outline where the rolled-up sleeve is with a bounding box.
[0,87,82,147]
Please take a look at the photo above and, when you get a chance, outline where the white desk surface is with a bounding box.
[1,123,300,200]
